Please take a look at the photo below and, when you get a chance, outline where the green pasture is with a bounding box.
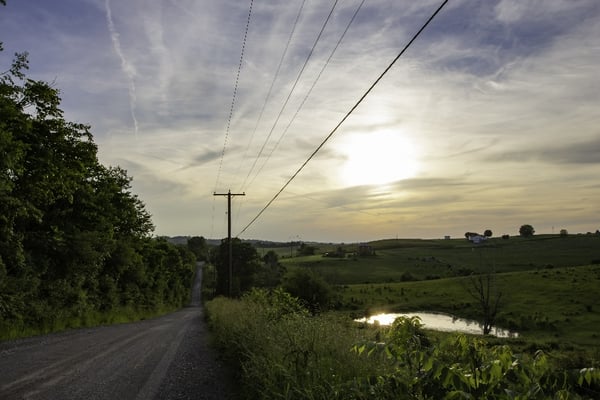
[337,265,600,348]
[203,235,600,399]
[280,234,600,284]
[257,242,340,259]
[274,235,600,350]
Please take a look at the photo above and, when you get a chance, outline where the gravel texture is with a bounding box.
[0,265,239,400]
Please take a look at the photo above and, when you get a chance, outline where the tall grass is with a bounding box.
[205,289,600,399]
[205,289,392,399]
[0,304,179,341]
[338,265,600,349]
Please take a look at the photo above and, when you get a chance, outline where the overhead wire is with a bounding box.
[234,0,365,228]
[210,0,254,239]
[247,0,366,189]
[213,0,254,193]
[239,0,341,193]
[237,0,449,237]
[231,0,307,230]
[234,0,308,193]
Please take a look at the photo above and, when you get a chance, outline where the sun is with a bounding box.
[338,130,419,186]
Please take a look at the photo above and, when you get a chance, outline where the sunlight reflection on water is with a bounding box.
[355,312,518,338]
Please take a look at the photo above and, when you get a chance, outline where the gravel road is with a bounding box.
[0,264,239,400]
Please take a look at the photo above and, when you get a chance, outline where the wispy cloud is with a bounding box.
[2,0,599,241]
[104,0,139,136]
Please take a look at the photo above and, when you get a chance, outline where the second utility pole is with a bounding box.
[213,190,245,296]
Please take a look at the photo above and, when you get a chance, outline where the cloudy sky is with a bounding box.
[1,0,599,242]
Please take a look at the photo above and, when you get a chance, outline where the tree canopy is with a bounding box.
[212,238,262,297]
[1,42,195,337]
[519,224,535,237]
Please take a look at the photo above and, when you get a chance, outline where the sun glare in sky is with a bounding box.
[339,130,419,187]
[1,1,598,241]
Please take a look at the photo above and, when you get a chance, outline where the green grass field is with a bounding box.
[278,234,600,350]
[203,235,600,399]
[281,235,600,283]
[338,266,600,348]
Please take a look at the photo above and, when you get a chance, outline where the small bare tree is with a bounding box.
[464,272,502,335]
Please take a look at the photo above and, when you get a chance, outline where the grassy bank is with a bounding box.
[338,265,600,349]
[281,235,600,283]
[204,235,600,398]
[278,235,600,349]
[205,289,600,399]
[0,304,181,341]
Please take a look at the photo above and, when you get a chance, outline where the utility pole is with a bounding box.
[213,190,245,296]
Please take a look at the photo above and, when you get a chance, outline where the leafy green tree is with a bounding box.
[519,224,535,237]
[263,250,279,267]
[255,250,285,288]
[484,229,493,237]
[464,232,479,240]
[187,236,208,261]
[297,242,316,256]
[282,268,333,313]
[214,238,261,297]
[1,33,193,337]
[141,238,195,307]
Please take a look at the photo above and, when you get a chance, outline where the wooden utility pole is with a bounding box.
[213,190,245,296]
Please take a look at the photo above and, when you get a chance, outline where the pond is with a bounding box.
[355,312,518,338]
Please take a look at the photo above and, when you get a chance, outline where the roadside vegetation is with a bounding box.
[0,38,199,340]
[205,234,600,399]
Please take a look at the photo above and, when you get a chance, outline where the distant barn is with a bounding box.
[465,233,487,244]
[357,244,374,256]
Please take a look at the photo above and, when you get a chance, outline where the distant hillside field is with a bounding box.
[278,234,600,349]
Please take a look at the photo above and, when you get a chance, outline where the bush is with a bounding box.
[400,271,417,281]
[206,300,600,399]
[282,268,334,313]
[205,289,388,399]
[519,224,535,237]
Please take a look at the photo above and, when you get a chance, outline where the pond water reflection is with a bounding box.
[355,312,518,338]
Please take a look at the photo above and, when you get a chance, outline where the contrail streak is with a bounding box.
[105,0,139,136]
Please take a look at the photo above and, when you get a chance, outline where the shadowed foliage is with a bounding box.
[1,46,195,339]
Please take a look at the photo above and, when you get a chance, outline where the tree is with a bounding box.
[282,268,333,313]
[256,250,285,288]
[464,272,503,335]
[559,229,568,237]
[214,238,261,297]
[464,232,479,240]
[484,229,493,237]
[297,242,316,256]
[1,39,193,336]
[263,250,279,268]
[187,236,208,261]
[519,224,535,237]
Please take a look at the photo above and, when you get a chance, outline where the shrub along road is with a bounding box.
[0,264,238,400]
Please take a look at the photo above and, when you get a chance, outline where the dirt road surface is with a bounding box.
[0,264,238,400]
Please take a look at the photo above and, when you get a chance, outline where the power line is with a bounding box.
[213,0,254,193]
[231,0,307,230]
[238,0,449,237]
[234,0,364,227]
[240,0,340,192]
[247,0,366,189]
[211,0,253,239]
[234,0,307,192]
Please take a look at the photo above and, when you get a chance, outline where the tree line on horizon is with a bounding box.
[0,39,196,336]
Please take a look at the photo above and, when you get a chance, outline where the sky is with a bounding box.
[1,0,599,243]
